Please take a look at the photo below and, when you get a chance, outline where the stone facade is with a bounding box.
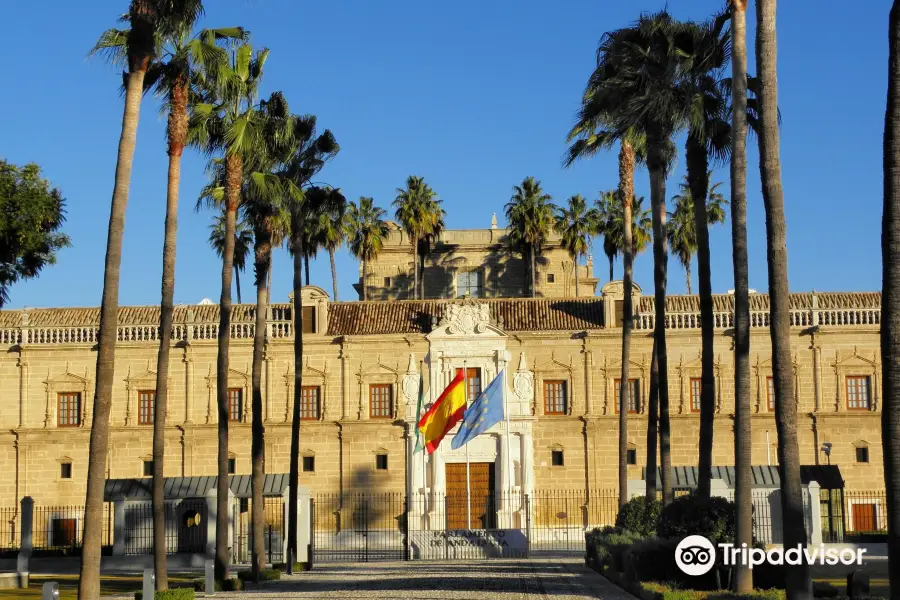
[355,222,600,300]
[0,280,886,508]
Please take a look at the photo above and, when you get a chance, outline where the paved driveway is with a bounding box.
[220,558,636,599]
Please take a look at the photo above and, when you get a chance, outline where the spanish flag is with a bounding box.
[417,370,467,454]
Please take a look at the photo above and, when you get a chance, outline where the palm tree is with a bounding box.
[417,203,446,300]
[883,3,900,596]
[190,41,269,581]
[209,212,254,304]
[554,194,599,296]
[393,176,443,299]
[347,198,390,301]
[313,186,349,300]
[666,176,728,295]
[730,0,752,593]
[755,1,811,597]
[278,115,338,571]
[83,2,203,596]
[504,177,555,298]
[595,191,652,280]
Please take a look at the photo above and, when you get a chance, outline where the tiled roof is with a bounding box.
[636,292,882,313]
[103,473,293,500]
[0,304,293,328]
[326,298,605,335]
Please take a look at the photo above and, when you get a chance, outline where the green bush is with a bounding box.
[622,537,682,584]
[584,526,644,572]
[237,568,282,582]
[273,561,310,572]
[657,495,736,544]
[752,562,786,590]
[191,578,243,592]
[640,582,786,600]
[616,496,663,537]
[134,589,195,600]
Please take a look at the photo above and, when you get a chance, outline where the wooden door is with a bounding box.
[446,462,496,529]
[852,503,877,532]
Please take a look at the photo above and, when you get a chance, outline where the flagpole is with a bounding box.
[464,360,471,530]
[420,360,426,519]
[503,366,512,522]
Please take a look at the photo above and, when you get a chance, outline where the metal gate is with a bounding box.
[232,497,285,565]
[312,493,406,562]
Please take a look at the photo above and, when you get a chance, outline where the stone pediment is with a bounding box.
[833,348,877,369]
[426,302,506,339]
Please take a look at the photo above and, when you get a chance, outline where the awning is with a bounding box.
[103,474,295,501]
[640,465,843,489]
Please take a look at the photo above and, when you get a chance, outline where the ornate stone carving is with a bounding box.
[445,304,491,335]
[513,351,534,408]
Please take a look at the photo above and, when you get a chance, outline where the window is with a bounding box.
[138,390,156,425]
[847,376,872,410]
[300,386,320,420]
[856,446,870,464]
[456,269,483,298]
[384,277,391,287]
[143,460,153,477]
[228,458,236,474]
[614,379,639,414]
[369,384,393,418]
[301,306,316,334]
[455,368,482,401]
[544,380,567,415]
[303,456,315,472]
[551,450,564,466]
[60,462,72,479]
[766,377,775,411]
[613,300,624,327]
[57,392,81,427]
[627,448,638,465]
[376,453,388,470]
[547,273,555,283]
[228,388,243,422]
[689,378,703,413]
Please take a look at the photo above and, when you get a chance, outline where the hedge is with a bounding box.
[237,568,282,582]
[640,582,786,600]
[134,588,195,600]
[616,496,663,537]
[657,495,736,545]
[584,526,644,572]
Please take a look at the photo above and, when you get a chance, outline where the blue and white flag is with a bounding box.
[451,370,504,450]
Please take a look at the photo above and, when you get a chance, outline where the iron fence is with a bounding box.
[32,504,112,553]
[123,499,206,556]
[313,492,406,563]
[825,490,887,542]
[232,496,285,565]
[0,507,18,555]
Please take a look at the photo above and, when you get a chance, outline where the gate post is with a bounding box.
[17,496,33,574]
[402,495,410,561]
[524,494,531,558]
[112,495,126,556]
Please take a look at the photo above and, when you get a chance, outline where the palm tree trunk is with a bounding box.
[268,261,274,301]
[362,257,368,301]
[609,257,614,282]
[731,1,753,592]
[618,139,635,507]
[645,338,659,501]
[214,153,241,582]
[412,238,419,300]
[304,253,311,286]
[329,246,339,301]
[78,61,147,600]
[235,265,242,304]
[884,2,900,597]
[530,247,537,298]
[287,215,304,573]
[420,249,427,299]
[648,157,673,505]
[574,259,580,297]
[756,2,811,597]
[151,78,187,591]
[250,222,272,581]
[687,136,716,499]
[685,265,693,296]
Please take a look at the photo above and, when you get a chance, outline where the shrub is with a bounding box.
[273,562,310,572]
[237,568,282,582]
[191,578,243,592]
[752,562,786,591]
[658,495,736,544]
[640,582,786,600]
[622,537,682,585]
[584,526,644,572]
[616,496,663,537]
[134,589,195,600]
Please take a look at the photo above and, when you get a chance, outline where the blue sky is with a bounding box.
[0,0,888,308]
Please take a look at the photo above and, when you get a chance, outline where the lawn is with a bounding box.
[815,578,890,599]
[0,574,195,600]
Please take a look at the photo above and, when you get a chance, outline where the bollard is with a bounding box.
[286,548,294,575]
[143,569,155,600]
[41,581,59,600]
[205,559,215,595]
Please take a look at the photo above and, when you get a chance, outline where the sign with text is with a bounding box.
[409,529,528,559]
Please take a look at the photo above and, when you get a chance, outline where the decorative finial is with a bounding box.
[491,213,498,229]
